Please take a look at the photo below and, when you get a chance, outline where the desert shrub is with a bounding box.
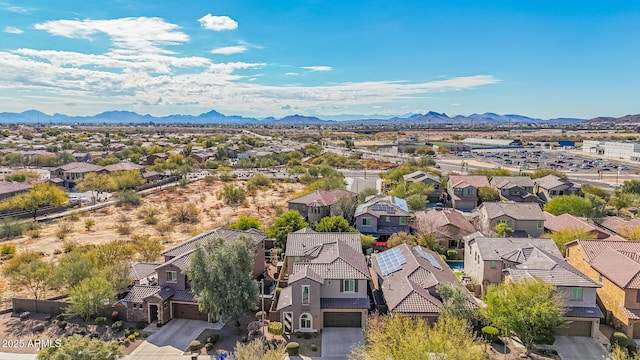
[116,190,141,207]
[55,221,73,240]
[138,206,159,218]
[66,213,80,222]
[171,203,199,224]
[0,243,16,257]
[0,217,24,239]
[136,321,147,330]
[189,340,202,352]
[611,331,629,348]
[57,321,67,329]
[115,223,132,235]
[156,222,173,235]
[62,241,79,253]
[95,317,107,327]
[203,175,216,185]
[482,326,499,343]
[111,320,124,332]
[25,229,41,239]
[84,219,95,231]
[246,174,272,191]
[286,342,300,356]
[204,342,214,351]
[127,334,136,341]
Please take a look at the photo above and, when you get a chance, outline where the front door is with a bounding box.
[149,304,159,322]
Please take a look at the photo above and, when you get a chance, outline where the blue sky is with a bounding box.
[0,1,639,119]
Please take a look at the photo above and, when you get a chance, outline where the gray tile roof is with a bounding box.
[289,266,324,284]
[479,202,545,221]
[490,176,535,189]
[162,227,266,258]
[276,286,292,310]
[53,162,104,173]
[288,189,356,207]
[470,237,562,261]
[290,239,370,280]
[154,287,175,301]
[534,174,575,190]
[285,232,361,257]
[130,262,160,281]
[320,298,370,309]
[0,182,31,195]
[403,171,441,184]
[172,289,196,302]
[123,285,161,303]
[564,306,603,319]
[354,195,410,218]
[372,244,475,315]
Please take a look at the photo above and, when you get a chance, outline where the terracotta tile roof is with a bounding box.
[533,175,574,190]
[172,289,196,302]
[622,306,640,321]
[412,209,477,239]
[102,162,145,172]
[403,171,441,184]
[590,247,640,289]
[354,195,410,218]
[571,240,640,261]
[285,232,361,257]
[53,162,104,173]
[0,182,31,195]
[595,216,640,235]
[544,212,608,236]
[479,202,545,221]
[288,189,356,207]
[288,234,370,280]
[449,175,490,189]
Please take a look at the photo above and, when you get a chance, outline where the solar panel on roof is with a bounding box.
[377,247,407,276]
[414,246,443,270]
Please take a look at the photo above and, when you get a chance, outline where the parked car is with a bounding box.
[610,183,622,188]
[620,166,629,171]
[434,203,444,211]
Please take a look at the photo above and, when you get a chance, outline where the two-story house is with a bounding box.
[476,202,546,237]
[276,232,370,332]
[566,240,640,338]
[534,175,581,203]
[403,171,442,203]
[287,189,357,225]
[50,162,105,189]
[447,175,490,211]
[593,216,640,239]
[123,228,266,324]
[489,176,542,204]
[411,209,476,252]
[544,212,614,240]
[371,244,476,323]
[354,195,411,242]
[504,248,602,337]
[463,234,560,289]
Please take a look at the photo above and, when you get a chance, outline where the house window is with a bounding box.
[301,285,310,306]
[362,218,371,227]
[598,274,603,284]
[342,279,357,293]
[550,190,557,195]
[448,240,459,249]
[490,261,497,269]
[399,217,407,225]
[537,221,544,229]
[385,216,391,222]
[300,313,312,329]
[166,271,177,283]
[570,287,583,301]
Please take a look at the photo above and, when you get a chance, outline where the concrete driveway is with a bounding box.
[554,336,609,360]
[127,319,222,360]
[320,328,364,360]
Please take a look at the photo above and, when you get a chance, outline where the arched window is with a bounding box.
[300,313,312,329]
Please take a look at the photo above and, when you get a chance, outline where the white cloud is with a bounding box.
[3,26,22,34]
[301,66,332,72]
[211,45,247,55]
[284,72,299,76]
[198,14,238,31]
[1,2,29,13]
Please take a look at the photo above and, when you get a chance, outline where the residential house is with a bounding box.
[411,209,476,252]
[544,212,612,239]
[489,176,542,204]
[593,216,640,239]
[123,228,266,324]
[355,195,411,242]
[0,182,31,200]
[287,189,357,225]
[503,248,603,337]
[447,175,490,211]
[71,152,90,162]
[566,240,640,338]
[100,162,146,174]
[129,262,159,286]
[371,244,476,322]
[142,153,168,166]
[476,202,546,237]
[276,232,370,331]
[50,162,104,189]
[403,171,442,203]
[463,234,561,288]
[534,175,581,202]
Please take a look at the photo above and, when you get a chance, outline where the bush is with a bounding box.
[90,332,99,339]
[268,321,284,335]
[203,175,216,184]
[95,317,107,327]
[57,321,67,329]
[204,342,214,351]
[84,219,95,231]
[19,312,30,320]
[55,221,73,240]
[171,203,200,224]
[111,320,124,332]
[611,331,629,348]
[67,213,80,222]
[206,334,220,344]
[136,321,147,330]
[143,215,159,225]
[311,344,318,352]
[189,340,202,352]
[56,314,65,321]
[482,326,499,343]
[286,342,300,356]
[446,249,459,260]
[127,334,136,341]
[124,328,133,337]
[115,223,132,235]
[0,217,24,239]
[0,243,16,257]
[246,174,272,191]
[116,190,141,207]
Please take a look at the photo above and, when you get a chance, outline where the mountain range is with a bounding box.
[0,109,594,125]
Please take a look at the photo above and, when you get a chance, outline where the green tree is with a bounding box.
[131,235,163,262]
[110,170,145,190]
[65,276,115,323]
[55,249,93,289]
[228,216,262,231]
[315,216,355,232]
[189,236,259,326]
[387,232,417,247]
[221,185,246,207]
[609,192,640,215]
[495,222,513,237]
[246,174,272,191]
[543,195,592,217]
[622,180,640,194]
[329,196,358,226]
[267,210,308,249]
[3,252,54,299]
[357,188,378,203]
[0,182,68,220]
[528,169,567,180]
[436,283,475,323]
[74,172,117,204]
[482,280,565,355]
[37,335,121,360]
[585,193,606,218]
[581,184,611,201]
[550,228,597,256]
[478,187,501,203]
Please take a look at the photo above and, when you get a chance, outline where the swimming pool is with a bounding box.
[446,260,464,270]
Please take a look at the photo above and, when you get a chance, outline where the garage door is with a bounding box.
[172,303,209,321]
[323,312,361,327]
[556,320,592,337]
